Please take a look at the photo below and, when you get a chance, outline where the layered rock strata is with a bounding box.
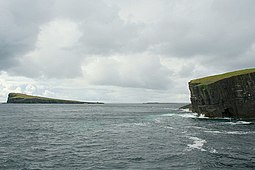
[189,69,255,119]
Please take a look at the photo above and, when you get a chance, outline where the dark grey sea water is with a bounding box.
[0,103,255,170]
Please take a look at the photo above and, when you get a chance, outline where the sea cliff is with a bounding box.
[189,68,255,119]
[7,93,103,104]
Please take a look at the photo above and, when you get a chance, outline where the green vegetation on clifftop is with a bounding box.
[190,68,255,85]
[7,93,103,104]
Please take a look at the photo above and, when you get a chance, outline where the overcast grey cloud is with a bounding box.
[0,0,53,69]
[0,0,255,102]
[83,55,172,89]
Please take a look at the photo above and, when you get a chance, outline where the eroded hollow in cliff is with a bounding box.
[222,108,234,117]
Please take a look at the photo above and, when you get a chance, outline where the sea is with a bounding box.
[0,103,254,170]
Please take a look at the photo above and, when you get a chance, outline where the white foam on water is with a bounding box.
[153,118,162,124]
[160,113,175,117]
[133,122,148,127]
[180,108,191,112]
[220,117,233,120]
[224,121,252,125]
[187,136,207,152]
[164,126,174,129]
[204,130,222,134]
[172,108,181,111]
[209,148,218,154]
[195,114,234,120]
[179,113,197,118]
[191,126,209,130]
[204,130,255,135]
[160,112,198,118]
[225,131,250,135]
[197,114,209,119]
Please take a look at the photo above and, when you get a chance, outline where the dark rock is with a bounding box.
[179,104,192,110]
[189,69,255,119]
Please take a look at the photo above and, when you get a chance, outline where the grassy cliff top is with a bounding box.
[190,68,255,85]
[8,93,85,103]
[9,93,49,99]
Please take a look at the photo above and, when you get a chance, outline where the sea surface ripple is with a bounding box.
[0,103,255,169]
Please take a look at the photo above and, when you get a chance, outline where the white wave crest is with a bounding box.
[225,131,250,135]
[204,130,255,135]
[180,108,192,113]
[187,136,207,152]
[160,113,175,117]
[164,126,174,129]
[133,122,148,127]
[224,121,252,125]
[204,130,222,134]
[160,112,198,118]
[191,126,209,130]
[196,115,232,120]
[197,114,208,119]
[179,113,197,118]
[209,148,218,153]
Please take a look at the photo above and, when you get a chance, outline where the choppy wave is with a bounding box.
[204,130,222,134]
[160,112,198,118]
[1,104,255,169]
[179,113,198,118]
[186,136,207,152]
[133,122,148,127]
[225,131,252,135]
[160,113,175,117]
[209,148,218,153]
[224,121,253,125]
[204,130,255,135]
[164,125,174,129]
[190,126,209,130]
[195,115,233,121]
[197,114,208,119]
[179,108,191,112]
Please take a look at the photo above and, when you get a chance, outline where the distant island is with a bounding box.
[6,93,104,104]
[143,102,172,104]
[187,68,255,119]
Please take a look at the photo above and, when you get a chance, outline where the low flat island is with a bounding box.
[6,93,103,104]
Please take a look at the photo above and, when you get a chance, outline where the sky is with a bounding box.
[0,0,255,103]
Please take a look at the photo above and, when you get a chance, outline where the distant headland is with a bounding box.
[6,93,104,104]
[187,68,255,119]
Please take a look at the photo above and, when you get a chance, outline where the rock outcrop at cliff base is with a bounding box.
[189,68,255,119]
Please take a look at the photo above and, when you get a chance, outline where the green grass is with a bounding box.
[8,93,85,103]
[9,93,48,99]
[190,68,255,85]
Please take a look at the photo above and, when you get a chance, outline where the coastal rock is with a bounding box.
[7,93,103,104]
[189,68,255,119]
[179,104,192,110]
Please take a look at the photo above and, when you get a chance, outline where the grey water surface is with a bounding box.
[0,103,254,169]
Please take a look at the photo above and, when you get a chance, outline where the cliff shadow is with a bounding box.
[222,108,234,118]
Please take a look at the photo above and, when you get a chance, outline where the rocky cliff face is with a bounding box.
[189,69,255,119]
